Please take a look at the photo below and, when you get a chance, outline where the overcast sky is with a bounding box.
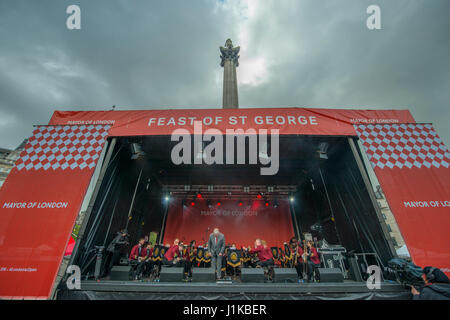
[0,0,449,149]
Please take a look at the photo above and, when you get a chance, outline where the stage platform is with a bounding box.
[55,280,412,300]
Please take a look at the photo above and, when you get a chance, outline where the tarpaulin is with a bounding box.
[163,198,294,248]
[0,125,110,299]
[49,107,415,137]
[355,124,450,276]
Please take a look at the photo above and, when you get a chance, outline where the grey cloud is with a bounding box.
[0,0,449,149]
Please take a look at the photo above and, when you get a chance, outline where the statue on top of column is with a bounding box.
[220,39,240,67]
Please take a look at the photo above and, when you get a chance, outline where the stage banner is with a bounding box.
[355,124,450,275]
[163,199,294,248]
[49,107,415,137]
[0,125,110,299]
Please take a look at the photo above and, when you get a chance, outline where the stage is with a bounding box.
[55,280,411,300]
[2,107,448,300]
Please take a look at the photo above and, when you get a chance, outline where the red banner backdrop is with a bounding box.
[355,124,450,275]
[0,125,110,299]
[49,107,415,137]
[163,198,294,248]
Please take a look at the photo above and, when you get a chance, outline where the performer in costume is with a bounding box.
[305,240,321,282]
[182,240,196,281]
[249,239,275,282]
[162,238,183,267]
[129,238,146,280]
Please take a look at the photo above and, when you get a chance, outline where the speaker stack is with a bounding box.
[241,268,265,283]
[317,268,344,283]
[159,267,184,282]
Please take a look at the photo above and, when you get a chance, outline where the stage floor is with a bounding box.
[56,281,411,299]
[76,279,405,294]
[54,279,411,299]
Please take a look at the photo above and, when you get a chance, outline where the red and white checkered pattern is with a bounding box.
[354,123,449,169]
[15,125,111,171]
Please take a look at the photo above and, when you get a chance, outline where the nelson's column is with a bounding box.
[220,39,240,109]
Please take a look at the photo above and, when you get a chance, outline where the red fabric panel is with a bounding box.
[355,124,450,276]
[163,198,294,248]
[0,171,94,299]
[49,108,415,137]
[376,168,450,274]
[0,125,109,299]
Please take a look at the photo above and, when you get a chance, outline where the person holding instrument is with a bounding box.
[285,237,306,282]
[182,240,196,282]
[304,240,321,282]
[129,238,146,280]
[141,242,154,278]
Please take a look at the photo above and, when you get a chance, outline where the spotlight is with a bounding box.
[317,142,329,159]
[196,192,202,199]
[256,193,263,200]
[190,201,196,206]
[238,200,243,206]
[273,199,279,208]
[130,142,145,160]
[217,201,221,207]
[289,196,295,203]
[164,195,170,202]
[264,200,269,207]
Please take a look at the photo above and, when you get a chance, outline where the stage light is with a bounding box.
[264,200,269,207]
[217,201,221,207]
[164,195,170,202]
[238,201,243,206]
[256,193,262,199]
[190,201,196,206]
[130,142,145,160]
[317,142,329,159]
[196,193,202,199]
[289,196,294,202]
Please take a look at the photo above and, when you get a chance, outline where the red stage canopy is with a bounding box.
[49,107,415,137]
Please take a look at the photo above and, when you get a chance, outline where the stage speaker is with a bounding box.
[160,267,184,282]
[241,268,265,283]
[274,268,298,283]
[317,268,344,283]
[192,268,216,282]
[110,265,132,281]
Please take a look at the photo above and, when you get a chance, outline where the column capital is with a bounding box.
[220,39,240,67]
